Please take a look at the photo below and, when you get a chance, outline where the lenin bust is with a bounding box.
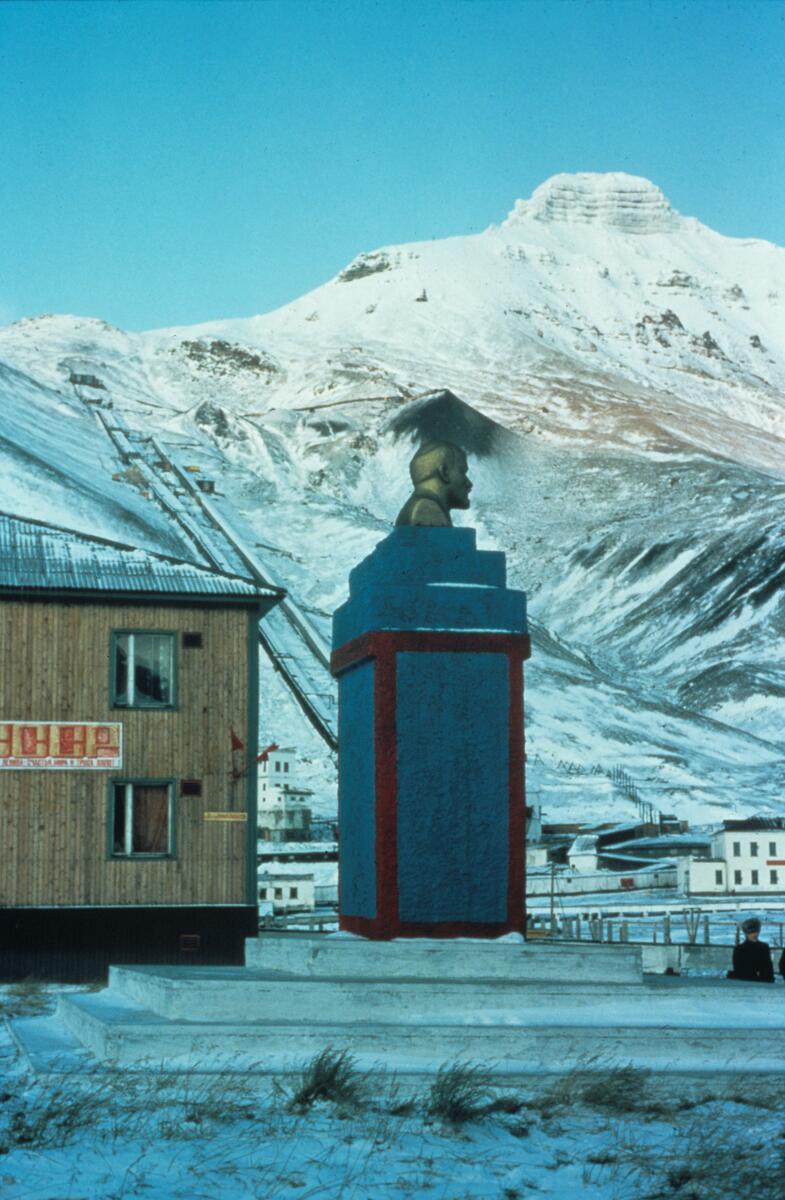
[394,442,472,528]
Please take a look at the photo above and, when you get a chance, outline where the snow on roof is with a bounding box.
[610,835,711,851]
[581,821,645,835]
[569,835,598,854]
[0,510,280,600]
[599,852,678,869]
[258,841,337,855]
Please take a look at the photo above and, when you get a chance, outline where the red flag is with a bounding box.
[230,726,244,752]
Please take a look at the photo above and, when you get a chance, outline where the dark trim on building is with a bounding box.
[246,605,262,907]
[0,905,258,982]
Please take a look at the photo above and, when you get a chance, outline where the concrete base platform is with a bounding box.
[11,936,785,1083]
[244,934,644,983]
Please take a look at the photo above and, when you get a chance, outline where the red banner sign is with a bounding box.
[0,721,123,769]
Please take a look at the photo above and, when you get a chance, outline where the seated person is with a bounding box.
[728,917,774,982]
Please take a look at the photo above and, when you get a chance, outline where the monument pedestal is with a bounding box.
[331,528,530,939]
[19,939,785,1093]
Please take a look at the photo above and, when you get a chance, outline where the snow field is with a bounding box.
[3,987,785,1200]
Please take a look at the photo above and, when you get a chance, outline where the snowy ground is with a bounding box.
[2,985,784,1199]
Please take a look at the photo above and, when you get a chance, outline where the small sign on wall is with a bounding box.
[204,812,246,823]
[0,721,123,769]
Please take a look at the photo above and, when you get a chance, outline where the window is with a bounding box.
[770,842,777,856]
[284,762,289,773]
[290,887,298,899]
[751,870,759,885]
[112,633,175,708]
[750,842,759,857]
[112,781,173,857]
[274,887,283,899]
[180,779,202,797]
[771,871,779,885]
[182,632,202,649]
[275,762,281,773]
[715,870,723,886]
[732,842,741,856]
[259,888,267,899]
[734,870,742,885]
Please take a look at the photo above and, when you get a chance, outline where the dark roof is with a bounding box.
[0,511,282,601]
[609,835,711,852]
[722,817,785,832]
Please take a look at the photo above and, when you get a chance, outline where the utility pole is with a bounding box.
[549,861,557,935]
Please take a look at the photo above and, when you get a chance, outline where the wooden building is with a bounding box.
[0,511,282,979]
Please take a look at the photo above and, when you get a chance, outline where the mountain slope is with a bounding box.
[0,172,783,821]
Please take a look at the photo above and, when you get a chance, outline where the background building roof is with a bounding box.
[0,510,281,600]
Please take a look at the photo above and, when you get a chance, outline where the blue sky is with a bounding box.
[1,0,783,330]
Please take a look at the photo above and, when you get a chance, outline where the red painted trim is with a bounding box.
[335,627,530,941]
[336,684,343,921]
[332,629,531,678]
[339,913,374,937]
[507,653,525,932]
[374,644,398,938]
[331,633,375,678]
[339,914,524,939]
[767,860,785,866]
[521,663,528,936]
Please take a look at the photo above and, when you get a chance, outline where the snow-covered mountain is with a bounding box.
[1,172,783,822]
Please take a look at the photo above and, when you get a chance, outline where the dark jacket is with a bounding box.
[779,949,785,981]
[729,938,774,982]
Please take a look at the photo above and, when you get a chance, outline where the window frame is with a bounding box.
[734,870,742,885]
[107,777,177,860]
[751,869,759,886]
[110,630,178,711]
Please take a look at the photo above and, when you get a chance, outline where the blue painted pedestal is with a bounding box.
[331,528,530,939]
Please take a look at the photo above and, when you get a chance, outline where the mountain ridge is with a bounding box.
[0,171,783,821]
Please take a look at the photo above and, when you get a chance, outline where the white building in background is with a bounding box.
[676,857,728,895]
[258,868,314,914]
[258,747,312,842]
[567,834,599,873]
[679,818,785,896]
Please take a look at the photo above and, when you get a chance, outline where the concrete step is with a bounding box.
[106,963,651,1021]
[244,934,644,982]
[55,986,785,1073]
[105,963,781,1025]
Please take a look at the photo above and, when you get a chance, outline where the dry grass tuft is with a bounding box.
[0,979,52,1019]
[288,1047,367,1113]
[593,1110,785,1200]
[425,1061,493,1126]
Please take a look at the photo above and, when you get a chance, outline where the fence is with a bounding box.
[527,753,659,826]
[528,909,785,948]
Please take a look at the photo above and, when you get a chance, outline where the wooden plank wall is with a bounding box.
[0,601,252,907]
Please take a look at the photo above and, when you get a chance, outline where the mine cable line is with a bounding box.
[80,396,338,750]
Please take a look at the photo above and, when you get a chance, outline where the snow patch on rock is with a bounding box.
[502,172,680,233]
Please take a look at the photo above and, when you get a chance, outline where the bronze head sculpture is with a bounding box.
[394,441,472,527]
